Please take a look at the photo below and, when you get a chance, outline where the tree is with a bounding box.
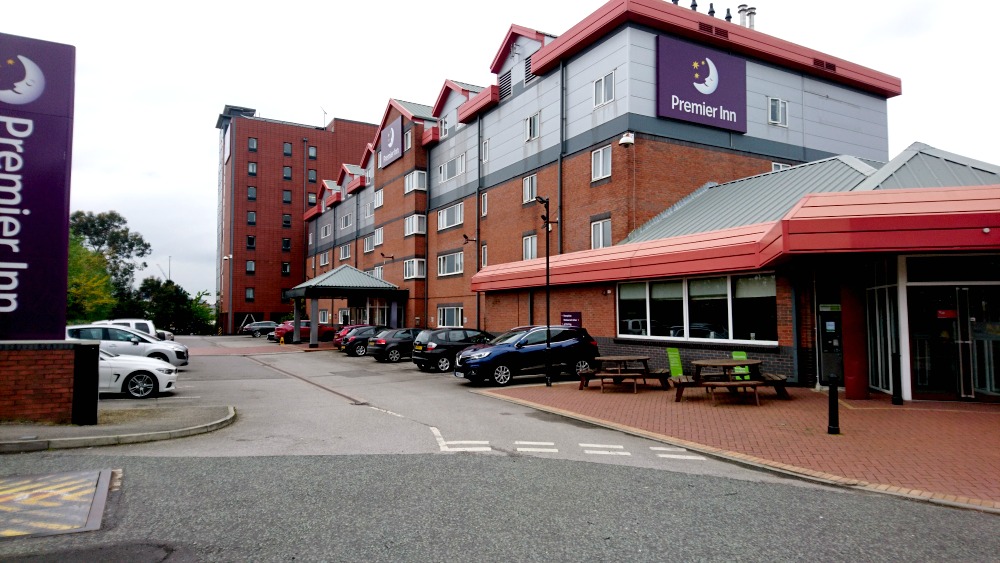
[66,235,116,322]
[70,210,152,297]
[136,277,214,335]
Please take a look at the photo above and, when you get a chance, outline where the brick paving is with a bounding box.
[481,382,1000,512]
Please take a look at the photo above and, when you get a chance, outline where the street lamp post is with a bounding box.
[535,196,557,387]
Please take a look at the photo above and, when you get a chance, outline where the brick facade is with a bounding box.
[0,343,95,424]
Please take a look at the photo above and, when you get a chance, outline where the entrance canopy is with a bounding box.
[285,265,407,301]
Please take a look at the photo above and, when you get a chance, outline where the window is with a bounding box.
[318,309,328,323]
[404,129,412,151]
[246,260,255,274]
[281,262,291,276]
[481,244,488,268]
[404,214,426,236]
[768,97,788,126]
[439,115,449,139]
[404,170,427,193]
[437,306,463,328]
[522,175,537,203]
[339,244,351,260]
[481,139,489,162]
[308,169,317,183]
[246,235,256,249]
[248,137,258,152]
[437,202,463,231]
[615,274,777,341]
[525,112,539,141]
[248,162,257,176]
[247,186,256,201]
[403,258,426,280]
[283,142,292,156]
[364,235,375,253]
[245,287,254,301]
[283,166,292,180]
[308,232,313,245]
[321,224,332,238]
[308,146,317,160]
[594,71,614,106]
[438,155,464,182]
[438,251,464,276]
[363,201,374,218]
[341,213,353,229]
[373,226,383,246]
[481,193,488,217]
[282,190,292,204]
[772,162,791,172]
[374,189,383,209]
[523,234,537,260]
[282,214,292,228]
[319,251,329,266]
[366,166,373,185]
[247,211,256,225]
[308,192,317,205]
[282,238,291,251]
[591,219,611,249]
[592,145,612,181]
[373,265,383,279]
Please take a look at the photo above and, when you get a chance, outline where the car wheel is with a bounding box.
[252,329,262,338]
[435,356,452,372]
[124,372,157,399]
[149,353,169,363]
[575,360,592,375]
[491,364,514,386]
[387,349,402,363]
[353,343,367,356]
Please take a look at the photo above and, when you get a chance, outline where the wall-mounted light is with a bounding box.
[380,252,394,260]
[462,234,477,244]
[618,132,635,147]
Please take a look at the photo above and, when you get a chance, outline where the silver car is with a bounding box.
[98,349,178,398]
[67,324,189,367]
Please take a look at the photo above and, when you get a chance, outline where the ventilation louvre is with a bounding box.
[498,71,512,99]
[698,22,729,40]
[813,58,837,72]
[524,56,537,85]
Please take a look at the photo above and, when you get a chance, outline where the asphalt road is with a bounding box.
[1,336,996,561]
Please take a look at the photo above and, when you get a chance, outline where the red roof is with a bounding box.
[432,80,479,117]
[470,186,1000,292]
[490,25,549,74]
[530,0,901,98]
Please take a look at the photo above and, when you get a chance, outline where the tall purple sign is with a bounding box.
[379,117,402,169]
[0,33,75,340]
[656,35,746,133]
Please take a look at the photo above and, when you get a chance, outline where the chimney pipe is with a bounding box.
[725,7,732,22]
[747,6,756,29]
[708,3,715,17]
[691,0,698,11]
[738,4,748,26]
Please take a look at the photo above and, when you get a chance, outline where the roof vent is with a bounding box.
[813,58,837,72]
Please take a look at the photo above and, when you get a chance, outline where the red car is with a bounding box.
[272,320,337,342]
[331,324,369,348]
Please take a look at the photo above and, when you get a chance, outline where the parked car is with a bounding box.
[331,324,369,348]
[67,324,189,367]
[241,320,279,338]
[272,320,337,342]
[95,318,174,341]
[454,325,600,386]
[368,328,420,362]
[411,328,494,373]
[339,325,388,356]
[98,349,178,399]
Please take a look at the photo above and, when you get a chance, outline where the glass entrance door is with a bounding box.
[866,286,898,393]
[908,285,1000,399]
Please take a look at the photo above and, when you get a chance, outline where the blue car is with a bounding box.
[454,325,599,386]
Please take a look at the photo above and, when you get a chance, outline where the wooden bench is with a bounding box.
[701,380,762,406]
[598,372,644,393]
[760,373,790,399]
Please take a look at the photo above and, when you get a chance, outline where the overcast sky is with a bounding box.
[6,0,997,302]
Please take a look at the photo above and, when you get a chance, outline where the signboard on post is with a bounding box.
[0,33,75,340]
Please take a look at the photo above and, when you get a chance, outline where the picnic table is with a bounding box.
[579,355,666,393]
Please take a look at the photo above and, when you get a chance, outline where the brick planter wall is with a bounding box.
[0,342,97,424]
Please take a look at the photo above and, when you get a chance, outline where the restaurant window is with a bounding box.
[617,283,647,336]
[687,277,729,340]
[649,281,683,337]
[732,274,777,341]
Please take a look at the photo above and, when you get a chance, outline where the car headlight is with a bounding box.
[469,350,492,360]
[155,367,175,375]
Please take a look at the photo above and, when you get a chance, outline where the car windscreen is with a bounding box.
[489,329,529,345]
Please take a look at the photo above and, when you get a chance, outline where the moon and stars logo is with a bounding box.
[691,57,718,95]
[0,55,46,105]
[385,126,395,148]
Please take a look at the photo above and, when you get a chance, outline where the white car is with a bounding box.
[98,349,177,398]
[67,324,189,367]
[94,318,174,340]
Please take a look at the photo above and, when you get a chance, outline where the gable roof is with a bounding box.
[432,80,484,117]
[625,155,877,243]
[285,265,401,299]
[490,24,551,74]
[853,142,1000,191]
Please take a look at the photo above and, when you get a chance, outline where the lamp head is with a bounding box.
[619,132,635,147]
[534,195,548,205]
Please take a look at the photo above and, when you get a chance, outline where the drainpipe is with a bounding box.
[557,61,566,254]
[475,115,483,329]
[423,122,431,329]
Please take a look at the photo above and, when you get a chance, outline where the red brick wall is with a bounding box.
[0,347,75,423]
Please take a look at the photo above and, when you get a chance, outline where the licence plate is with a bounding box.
[414,345,423,351]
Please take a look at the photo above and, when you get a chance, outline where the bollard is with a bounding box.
[828,373,840,434]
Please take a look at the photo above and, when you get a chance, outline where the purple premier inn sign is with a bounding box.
[379,116,402,169]
[0,33,75,340]
[656,35,746,133]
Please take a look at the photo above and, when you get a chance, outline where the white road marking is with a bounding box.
[650,446,688,452]
[579,443,624,449]
[584,450,631,456]
[515,441,555,446]
[656,454,707,460]
[429,427,492,453]
[517,447,559,453]
[368,406,404,418]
